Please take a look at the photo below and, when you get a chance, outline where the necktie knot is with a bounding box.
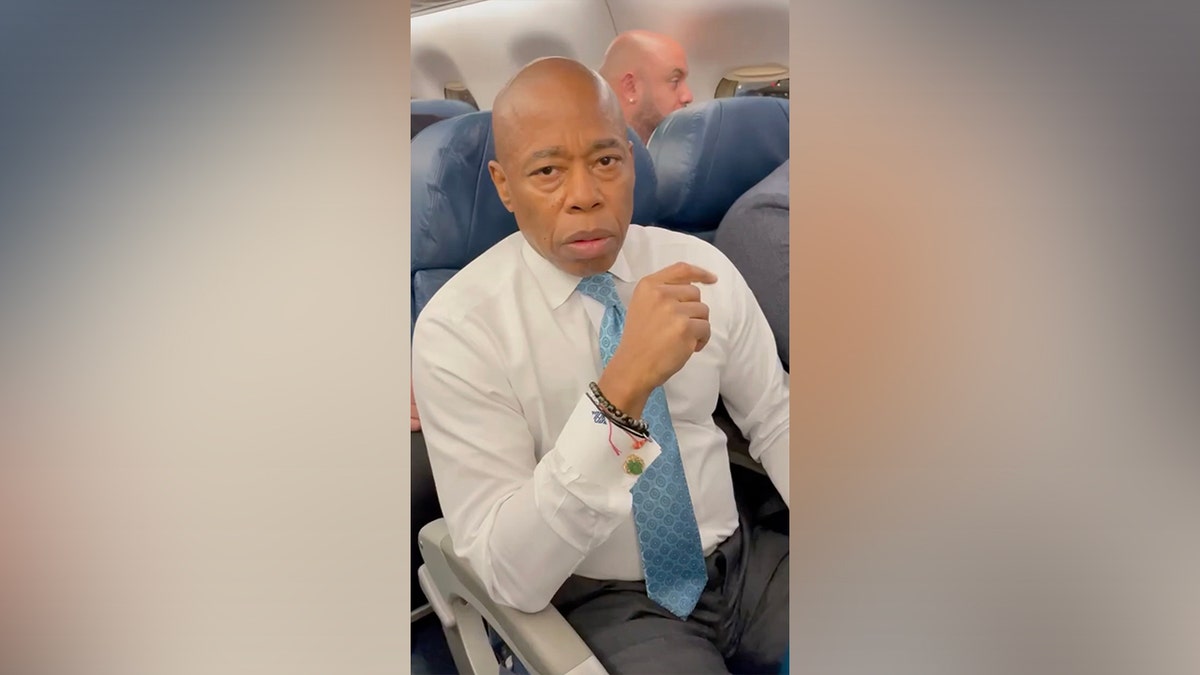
[577,272,622,310]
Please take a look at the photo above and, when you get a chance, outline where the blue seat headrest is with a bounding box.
[649,97,789,232]
[411,98,477,118]
[410,99,477,139]
[411,111,660,322]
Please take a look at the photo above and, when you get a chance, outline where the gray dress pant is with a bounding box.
[550,512,789,675]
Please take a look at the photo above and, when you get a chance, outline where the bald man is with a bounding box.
[599,30,694,144]
[412,57,789,674]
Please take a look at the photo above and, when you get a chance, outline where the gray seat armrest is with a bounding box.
[418,519,608,675]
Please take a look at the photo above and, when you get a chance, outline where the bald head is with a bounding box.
[599,30,694,144]
[599,30,682,78]
[492,57,624,166]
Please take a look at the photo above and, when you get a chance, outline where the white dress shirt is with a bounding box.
[412,224,789,613]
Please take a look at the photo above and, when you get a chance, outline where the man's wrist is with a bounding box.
[597,358,651,419]
[587,382,649,437]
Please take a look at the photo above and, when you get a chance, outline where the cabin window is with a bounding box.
[714,65,789,100]
[443,81,479,110]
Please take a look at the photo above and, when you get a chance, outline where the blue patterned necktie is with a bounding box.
[576,272,708,619]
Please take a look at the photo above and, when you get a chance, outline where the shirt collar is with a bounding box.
[520,235,635,310]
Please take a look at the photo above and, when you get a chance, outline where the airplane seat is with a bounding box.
[411,111,659,675]
[411,110,514,329]
[647,96,789,242]
[410,98,477,139]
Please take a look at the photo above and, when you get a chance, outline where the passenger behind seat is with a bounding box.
[598,30,694,145]
[714,159,790,369]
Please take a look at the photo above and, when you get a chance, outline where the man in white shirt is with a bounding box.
[412,57,789,674]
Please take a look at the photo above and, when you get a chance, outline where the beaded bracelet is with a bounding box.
[587,391,648,442]
[586,387,647,439]
[588,381,649,437]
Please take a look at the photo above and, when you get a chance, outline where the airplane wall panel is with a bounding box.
[410,0,618,108]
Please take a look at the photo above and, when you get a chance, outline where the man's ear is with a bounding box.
[620,71,638,99]
[487,160,514,212]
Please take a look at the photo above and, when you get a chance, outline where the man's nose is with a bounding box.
[680,83,694,105]
[565,168,603,212]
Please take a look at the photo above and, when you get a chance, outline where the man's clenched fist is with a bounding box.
[597,262,717,417]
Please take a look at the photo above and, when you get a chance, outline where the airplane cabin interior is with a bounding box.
[410,1,790,673]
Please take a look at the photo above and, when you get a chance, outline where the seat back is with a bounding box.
[411,110,661,324]
[648,97,789,239]
[411,98,477,139]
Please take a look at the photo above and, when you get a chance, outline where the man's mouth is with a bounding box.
[563,231,614,258]
[565,229,612,244]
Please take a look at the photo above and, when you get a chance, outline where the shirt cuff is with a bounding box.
[540,392,662,514]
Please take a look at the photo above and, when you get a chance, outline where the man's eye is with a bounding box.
[533,166,555,176]
[598,156,620,166]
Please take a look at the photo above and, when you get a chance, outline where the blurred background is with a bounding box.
[790,3,1200,674]
[1,2,410,673]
